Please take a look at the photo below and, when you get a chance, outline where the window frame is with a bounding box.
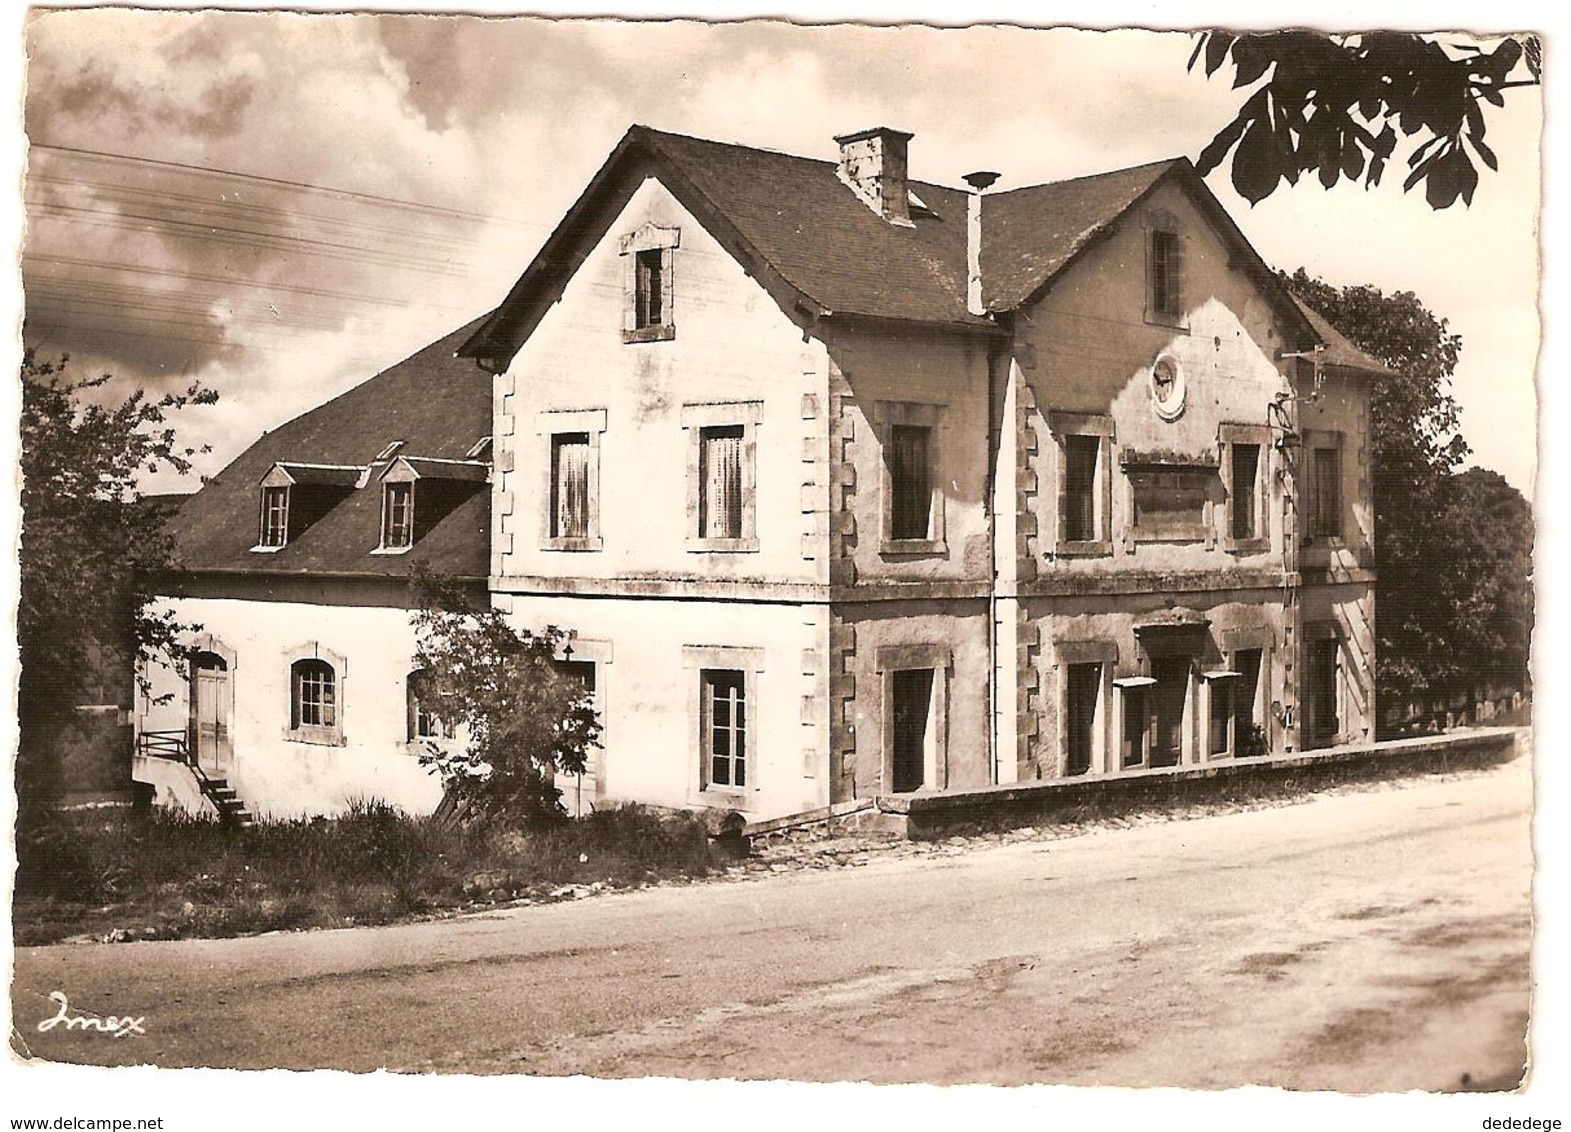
[619,222,680,344]
[874,401,946,556]
[257,484,290,550]
[1143,211,1187,329]
[1306,436,1346,544]
[1049,412,1115,558]
[1220,423,1271,555]
[379,480,415,552]
[875,643,952,794]
[406,666,448,745]
[1304,624,1343,748]
[537,409,607,552]
[683,644,764,803]
[283,643,346,747]
[1055,639,1117,778]
[682,402,761,553]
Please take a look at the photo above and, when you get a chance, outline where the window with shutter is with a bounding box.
[682,403,759,552]
[1063,435,1100,543]
[1149,228,1182,320]
[889,425,932,540]
[551,433,592,539]
[699,425,745,540]
[1312,446,1343,540]
[1230,443,1261,541]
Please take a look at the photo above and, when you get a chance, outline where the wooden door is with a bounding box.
[190,653,232,776]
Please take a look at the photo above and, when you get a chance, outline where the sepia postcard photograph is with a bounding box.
[3,1,1559,1127]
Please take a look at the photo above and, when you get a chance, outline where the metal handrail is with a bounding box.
[135,729,245,824]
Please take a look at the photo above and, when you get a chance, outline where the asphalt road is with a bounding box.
[11,747,1533,1090]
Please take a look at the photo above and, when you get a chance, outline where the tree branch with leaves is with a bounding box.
[1191,31,1540,208]
[18,350,217,814]
[410,571,601,826]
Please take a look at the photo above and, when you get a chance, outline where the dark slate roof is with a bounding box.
[166,319,493,580]
[981,159,1180,311]
[640,128,980,325]
[1289,296,1395,376]
[461,125,993,360]
[462,127,1348,367]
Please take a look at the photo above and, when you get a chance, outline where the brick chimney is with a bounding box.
[834,127,914,226]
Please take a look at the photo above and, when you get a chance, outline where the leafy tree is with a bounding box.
[1286,272,1532,718]
[1437,468,1534,699]
[1191,31,1540,207]
[17,350,216,816]
[410,573,600,826]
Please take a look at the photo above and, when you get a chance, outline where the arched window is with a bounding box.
[406,668,447,743]
[289,658,339,744]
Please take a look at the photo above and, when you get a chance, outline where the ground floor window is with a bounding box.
[1306,637,1340,746]
[1064,662,1101,776]
[1234,648,1265,756]
[1118,658,1191,769]
[1119,680,1153,769]
[890,668,936,793]
[406,667,447,742]
[702,669,747,789]
[1150,657,1190,768]
[1207,674,1236,757]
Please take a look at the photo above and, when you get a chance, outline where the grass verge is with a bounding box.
[14,801,724,946]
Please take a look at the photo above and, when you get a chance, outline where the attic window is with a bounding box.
[466,436,493,461]
[259,486,289,549]
[375,440,404,461]
[619,222,680,344]
[381,482,414,550]
[251,463,361,553]
[373,456,488,554]
[1147,226,1184,324]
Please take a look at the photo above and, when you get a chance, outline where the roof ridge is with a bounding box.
[988,156,1187,200]
[630,123,839,169]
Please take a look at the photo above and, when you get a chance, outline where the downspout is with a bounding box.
[964,170,1002,779]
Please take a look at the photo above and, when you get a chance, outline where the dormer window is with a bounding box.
[381,482,414,550]
[252,462,360,552]
[260,486,289,548]
[373,455,488,554]
[619,222,679,344]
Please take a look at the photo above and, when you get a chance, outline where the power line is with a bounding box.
[23,253,478,313]
[31,142,543,230]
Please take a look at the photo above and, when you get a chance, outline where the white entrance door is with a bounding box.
[190,653,233,776]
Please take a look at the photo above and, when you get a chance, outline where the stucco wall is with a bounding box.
[497,593,829,822]
[820,324,995,585]
[835,600,993,797]
[1013,177,1309,582]
[493,176,830,591]
[137,596,443,820]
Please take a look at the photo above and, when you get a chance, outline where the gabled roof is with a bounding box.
[460,125,993,364]
[166,318,493,581]
[1288,296,1394,377]
[981,159,1181,311]
[461,126,1354,371]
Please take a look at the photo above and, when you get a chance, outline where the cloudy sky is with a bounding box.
[18,9,1542,499]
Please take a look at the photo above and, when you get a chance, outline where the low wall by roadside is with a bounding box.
[868,727,1522,841]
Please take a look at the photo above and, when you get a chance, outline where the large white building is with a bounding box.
[137,125,1385,824]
